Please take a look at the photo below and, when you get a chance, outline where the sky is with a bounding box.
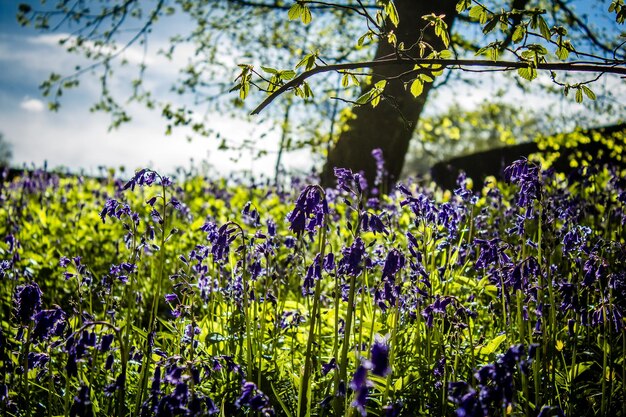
[0,1,624,178]
[0,1,300,178]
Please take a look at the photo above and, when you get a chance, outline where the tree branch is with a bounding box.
[250,57,626,114]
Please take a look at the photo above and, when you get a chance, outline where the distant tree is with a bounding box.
[404,100,545,175]
[0,133,12,167]
[16,1,626,187]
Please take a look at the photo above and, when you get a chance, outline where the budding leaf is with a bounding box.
[518,66,537,81]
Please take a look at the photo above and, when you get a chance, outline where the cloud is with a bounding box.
[20,97,45,112]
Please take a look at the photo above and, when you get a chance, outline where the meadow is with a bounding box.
[0,156,624,416]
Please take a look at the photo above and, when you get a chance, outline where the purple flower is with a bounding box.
[100,334,114,352]
[350,362,371,417]
[302,254,322,296]
[323,252,335,273]
[339,238,366,276]
[369,335,391,377]
[372,148,386,188]
[14,283,42,325]
[235,381,274,416]
[321,358,337,376]
[70,385,94,417]
[474,238,511,269]
[59,256,70,268]
[287,185,327,235]
[504,159,541,209]
[27,352,49,369]
[382,249,405,280]
[32,307,66,342]
[361,212,388,234]
[448,382,482,417]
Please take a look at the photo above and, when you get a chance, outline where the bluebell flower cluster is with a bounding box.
[449,344,538,417]
[287,185,328,235]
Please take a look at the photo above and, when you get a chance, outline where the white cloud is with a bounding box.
[20,97,45,112]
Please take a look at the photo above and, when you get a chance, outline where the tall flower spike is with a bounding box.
[14,283,42,325]
[287,185,327,235]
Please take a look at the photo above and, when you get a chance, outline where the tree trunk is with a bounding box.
[321,0,458,190]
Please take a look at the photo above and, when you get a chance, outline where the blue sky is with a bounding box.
[0,1,624,177]
[0,1,295,177]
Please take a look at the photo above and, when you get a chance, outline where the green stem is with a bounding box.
[22,322,33,417]
[298,221,326,417]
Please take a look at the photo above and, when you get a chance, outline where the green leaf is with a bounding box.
[280,70,296,80]
[302,81,313,98]
[419,74,434,83]
[475,334,507,355]
[570,361,593,380]
[469,5,487,24]
[301,6,312,24]
[385,1,399,27]
[439,49,452,59]
[296,53,316,70]
[371,93,382,107]
[410,79,424,97]
[575,87,583,103]
[537,15,551,40]
[341,73,350,88]
[582,85,596,100]
[556,46,569,60]
[483,17,498,34]
[260,66,277,74]
[287,4,302,21]
[240,81,249,100]
[518,65,537,81]
[456,0,472,13]
[512,25,526,43]
[355,89,373,105]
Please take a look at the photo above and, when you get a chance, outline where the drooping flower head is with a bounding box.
[14,282,42,325]
[32,307,66,342]
[503,159,541,210]
[287,185,327,235]
[369,334,391,377]
[339,238,366,276]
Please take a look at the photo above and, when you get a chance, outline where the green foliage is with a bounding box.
[1,161,626,416]
[405,100,543,174]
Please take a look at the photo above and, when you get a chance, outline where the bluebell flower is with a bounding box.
[287,185,327,235]
[59,256,70,267]
[322,358,337,376]
[105,354,114,371]
[369,334,391,377]
[448,382,482,417]
[32,307,66,342]
[323,252,335,273]
[382,249,405,280]
[303,254,322,296]
[339,238,366,276]
[334,167,357,194]
[361,212,388,234]
[70,385,94,417]
[372,148,386,188]
[582,255,607,287]
[350,361,372,417]
[474,238,511,269]
[503,159,541,209]
[27,352,49,369]
[14,282,42,325]
[99,199,133,224]
[235,381,274,416]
